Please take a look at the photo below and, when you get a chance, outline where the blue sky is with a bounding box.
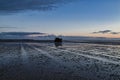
[0,0,120,37]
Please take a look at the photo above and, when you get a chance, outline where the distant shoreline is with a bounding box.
[0,39,54,43]
[0,39,120,45]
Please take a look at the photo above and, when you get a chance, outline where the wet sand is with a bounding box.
[0,42,120,80]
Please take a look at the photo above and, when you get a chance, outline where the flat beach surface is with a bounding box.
[0,42,120,80]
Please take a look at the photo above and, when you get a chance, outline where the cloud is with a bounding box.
[92,30,111,34]
[0,32,46,36]
[92,30,120,35]
[0,0,75,14]
[110,32,120,34]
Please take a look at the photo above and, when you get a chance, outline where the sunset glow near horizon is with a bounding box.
[0,0,120,38]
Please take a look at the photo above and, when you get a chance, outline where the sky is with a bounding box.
[0,0,120,38]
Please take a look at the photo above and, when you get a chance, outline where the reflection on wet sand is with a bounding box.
[54,42,62,47]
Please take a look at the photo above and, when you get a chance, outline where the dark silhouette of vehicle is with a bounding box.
[54,38,62,47]
[54,37,62,42]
